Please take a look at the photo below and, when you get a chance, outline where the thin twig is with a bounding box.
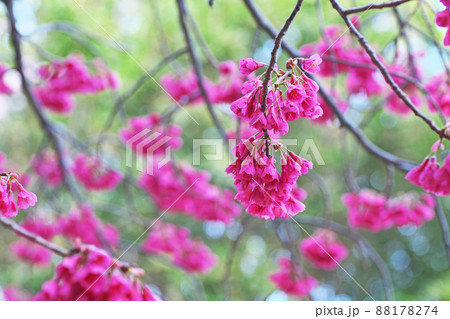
[0,216,70,257]
[176,0,228,143]
[344,0,412,15]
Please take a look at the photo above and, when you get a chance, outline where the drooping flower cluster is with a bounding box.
[141,222,218,274]
[0,172,37,218]
[161,60,243,105]
[33,245,160,301]
[269,257,318,298]
[342,190,435,232]
[300,25,383,97]
[120,112,183,156]
[406,155,450,196]
[426,73,450,116]
[226,135,310,220]
[72,153,123,191]
[31,151,63,187]
[10,217,58,267]
[138,163,240,224]
[0,63,13,95]
[435,1,450,46]
[231,57,323,135]
[57,205,120,249]
[299,229,348,271]
[226,57,319,219]
[34,55,120,114]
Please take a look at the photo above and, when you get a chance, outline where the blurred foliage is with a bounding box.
[0,0,449,301]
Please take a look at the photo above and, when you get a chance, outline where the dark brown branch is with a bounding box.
[344,0,412,15]
[0,216,70,257]
[3,0,82,203]
[176,0,228,143]
[330,0,449,141]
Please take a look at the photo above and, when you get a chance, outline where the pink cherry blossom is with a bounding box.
[238,58,265,75]
[138,162,240,224]
[31,150,63,187]
[299,229,348,270]
[57,205,120,249]
[300,54,322,74]
[72,153,123,191]
[226,136,310,220]
[0,63,14,95]
[33,245,159,301]
[406,156,450,196]
[141,222,218,274]
[34,55,120,114]
[16,184,38,210]
[120,112,183,156]
[269,257,318,298]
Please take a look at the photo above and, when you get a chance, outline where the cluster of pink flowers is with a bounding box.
[11,217,58,267]
[231,57,323,135]
[33,245,160,301]
[138,163,240,224]
[406,155,450,196]
[141,222,218,274]
[226,135,310,220]
[226,57,319,219]
[299,229,348,271]
[0,63,13,95]
[436,1,450,46]
[31,150,63,187]
[269,257,318,298]
[72,153,123,191]
[426,74,450,116]
[120,112,183,156]
[300,25,383,97]
[385,60,422,115]
[0,172,37,218]
[342,190,435,232]
[57,205,120,249]
[161,60,243,105]
[34,55,120,114]
[313,89,348,126]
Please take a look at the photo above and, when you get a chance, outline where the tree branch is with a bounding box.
[0,216,70,257]
[3,0,82,203]
[330,0,449,141]
[343,0,412,15]
[176,0,228,143]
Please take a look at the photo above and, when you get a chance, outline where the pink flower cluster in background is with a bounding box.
[57,205,120,249]
[426,74,450,116]
[0,63,14,95]
[11,217,57,266]
[138,163,240,224]
[342,190,435,232]
[34,55,120,114]
[31,150,63,187]
[161,60,243,105]
[269,257,318,298]
[141,222,218,274]
[120,112,183,156]
[72,153,123,191]
[32,245,159,301]
[299,229,348,271]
